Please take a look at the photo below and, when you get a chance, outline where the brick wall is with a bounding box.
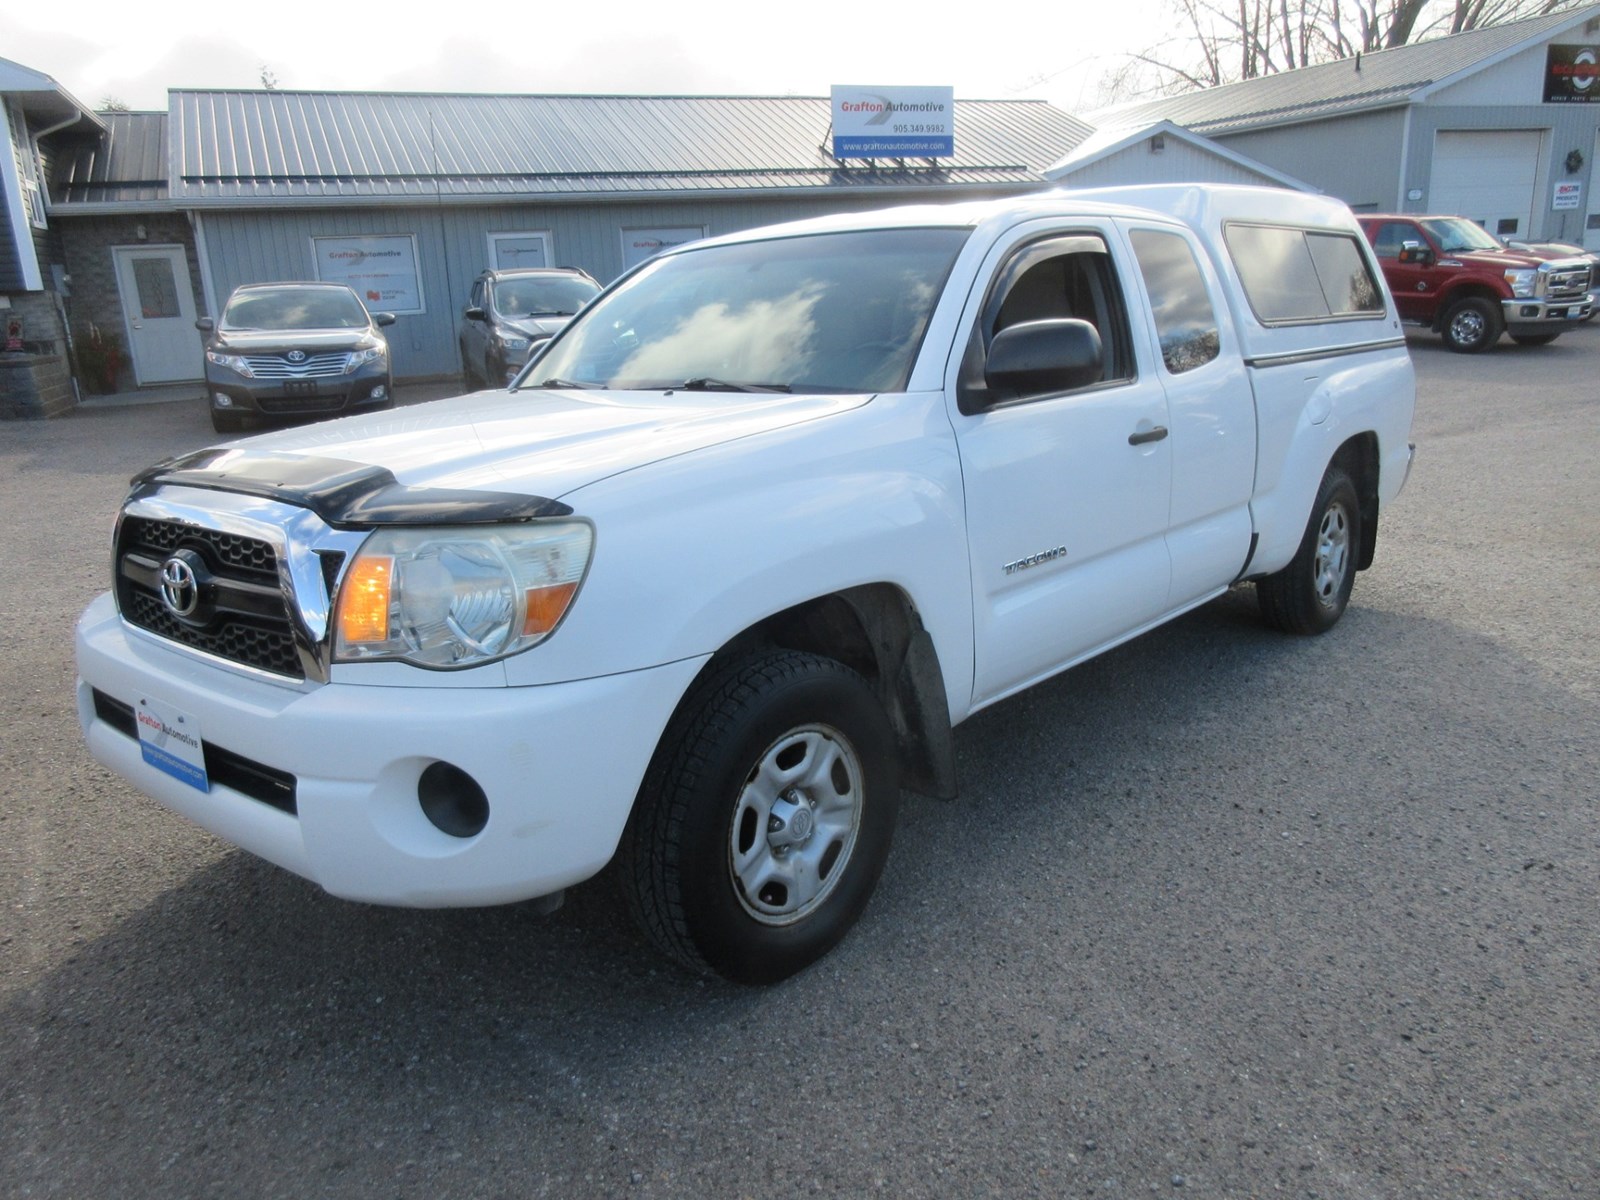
[56,214,204,392]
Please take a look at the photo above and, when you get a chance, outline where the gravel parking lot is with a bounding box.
[3,331,1596,1198]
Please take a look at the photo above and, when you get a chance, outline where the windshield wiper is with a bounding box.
[675,377,792,393]
[537,377,598,390]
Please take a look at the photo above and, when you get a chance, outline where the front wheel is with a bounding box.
[1440,296,1502,353]
[1258,466,1362,635]
[620,650,900,984]
[1510,333,1559,346]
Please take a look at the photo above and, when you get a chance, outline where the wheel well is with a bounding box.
[1332,432,1380,571]
[703,585,957,799]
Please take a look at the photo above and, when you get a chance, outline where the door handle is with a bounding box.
[1128,425,1168,446]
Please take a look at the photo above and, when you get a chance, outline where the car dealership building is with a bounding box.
[7,2,1600,414]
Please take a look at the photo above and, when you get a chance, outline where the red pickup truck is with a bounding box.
[1357,215,1593,352]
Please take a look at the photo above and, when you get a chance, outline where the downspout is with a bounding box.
[185,209,218,318]
[1396,103,1414,212]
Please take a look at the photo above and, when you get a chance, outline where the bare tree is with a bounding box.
[1124,0,1582,95]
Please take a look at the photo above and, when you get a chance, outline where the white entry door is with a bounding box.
[112,245,203,384]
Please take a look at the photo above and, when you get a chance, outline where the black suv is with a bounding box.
[198,282,396,434]
[460,267,600,388]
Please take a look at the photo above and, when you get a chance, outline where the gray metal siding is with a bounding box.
[1055,140,1286,188]
[199,189,1024,379]
[1404,104,1600,239]
[1217,110,1407,210]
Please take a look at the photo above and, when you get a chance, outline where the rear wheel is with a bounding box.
[620,650,900,984]
[1440,296,1502,353]
[1258,466,1361,635]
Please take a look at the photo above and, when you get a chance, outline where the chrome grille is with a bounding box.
[115,515,303,678]
[1544,268,1590,303]
[243,351,352,379]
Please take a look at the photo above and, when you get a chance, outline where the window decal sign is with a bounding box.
[620,227,707,272]
[831,86,955,158]
[312,234,424,314]
[489,232,551,269]
[1545,45,1600,102]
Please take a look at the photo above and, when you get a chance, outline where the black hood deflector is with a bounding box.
[131,449,572,528]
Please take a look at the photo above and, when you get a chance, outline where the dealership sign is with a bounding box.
[312,234,425,314]
[831,86,954,158]
[1544,45,1600,102]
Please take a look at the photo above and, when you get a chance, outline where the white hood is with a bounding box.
[237,386,872,500]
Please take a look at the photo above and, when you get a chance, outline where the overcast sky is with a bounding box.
[7,0,1166,115]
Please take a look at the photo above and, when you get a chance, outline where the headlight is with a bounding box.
[345,343,388,373]
[497,333,531,351]
[334,521,594,668]
[206,351,253,377]
[1504,269,1537,298]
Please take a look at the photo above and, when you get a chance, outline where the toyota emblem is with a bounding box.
[159,555,200,618]
[286,349,307,363]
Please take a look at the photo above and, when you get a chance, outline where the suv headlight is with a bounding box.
[345,342,388,373]
[206,351,254,377]
[334,521,594,668]
[1504,268,1537,298]
[497,332,531,352]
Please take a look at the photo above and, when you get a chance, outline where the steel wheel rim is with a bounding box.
[728,724,863,926]
[1450,308,1486,345]
[1313,500,1351,608]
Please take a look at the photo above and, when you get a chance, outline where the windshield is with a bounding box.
[525,227,971,394]
[492,275,600,317]
[1420,218,1504,254]
[222,287,371,331]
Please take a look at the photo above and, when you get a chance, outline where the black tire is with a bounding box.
[1257,466,1361,635]
[210,408,247,435]
[619,650,900,984]
[1510,333,1559,346]
[1440,296,1502,353]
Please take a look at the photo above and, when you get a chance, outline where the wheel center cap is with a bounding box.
[789,806,814,839]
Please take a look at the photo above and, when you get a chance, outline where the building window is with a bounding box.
[9,108,47,230]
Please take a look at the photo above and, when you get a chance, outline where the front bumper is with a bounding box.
[1501,295,1593,330]
[76,592,707,907]
[206,362,392,418]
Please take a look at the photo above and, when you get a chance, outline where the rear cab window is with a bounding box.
[1223,223,1386,325]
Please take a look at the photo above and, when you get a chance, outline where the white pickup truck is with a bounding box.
[76,185,1415,983]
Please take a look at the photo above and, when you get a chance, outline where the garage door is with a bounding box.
[1430,130,1543,237]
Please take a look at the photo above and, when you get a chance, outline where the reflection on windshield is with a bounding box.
[222,288,369,330]
[525,228,970,394]
[1420,218,1502,254]
[493,277,598,316]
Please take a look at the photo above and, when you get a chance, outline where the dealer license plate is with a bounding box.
[136,697,210,792]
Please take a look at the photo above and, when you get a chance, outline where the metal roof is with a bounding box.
[51,112,168,205]
[147,90,1091,206]
[1092,5,1600,135]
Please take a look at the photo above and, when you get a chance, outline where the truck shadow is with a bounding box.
[7,585,1596,1191]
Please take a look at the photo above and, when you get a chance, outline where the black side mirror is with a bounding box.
[981,319,1103,406]
[195,317,215,332]
[374,312,397,327]
[1397,241,1433,265]
[464,306,486,322]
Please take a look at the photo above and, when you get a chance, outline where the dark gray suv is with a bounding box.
[198,282,395,434]
[460,267,600,388]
